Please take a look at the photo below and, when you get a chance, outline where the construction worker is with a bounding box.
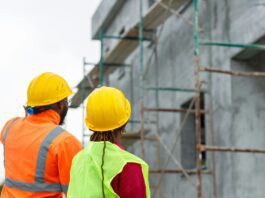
[0,72,82,197]
[68,86,150,198]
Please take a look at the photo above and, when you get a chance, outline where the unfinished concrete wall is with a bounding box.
[208,1,265,198]
[92,0,265,197]
[91,0,125,39]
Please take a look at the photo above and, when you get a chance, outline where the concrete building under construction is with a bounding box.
[70,0,265,197]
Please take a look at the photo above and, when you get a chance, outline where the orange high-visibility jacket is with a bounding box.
[0,110,82,198]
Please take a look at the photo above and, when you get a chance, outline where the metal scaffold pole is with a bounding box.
[193,0,203,197]
[154,35,161,198]
[139,0,145,159]
[81,58,86,147]
[130,63,135,132]
[205,0,217,197]
[100,31,105,85]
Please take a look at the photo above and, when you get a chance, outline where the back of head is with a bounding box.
[85,86,131,132]
[27,72,73,107]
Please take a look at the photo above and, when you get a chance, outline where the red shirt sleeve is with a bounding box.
[111,162,146,198]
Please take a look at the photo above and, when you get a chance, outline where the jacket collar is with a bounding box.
[26,109,61,125]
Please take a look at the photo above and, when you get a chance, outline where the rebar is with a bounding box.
[139,0,145,159]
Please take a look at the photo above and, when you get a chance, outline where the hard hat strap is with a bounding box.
[26,104,56,115]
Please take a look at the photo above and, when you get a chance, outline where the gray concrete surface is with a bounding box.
[91,0,124,39]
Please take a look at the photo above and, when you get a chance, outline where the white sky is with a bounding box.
[0,0,101,183]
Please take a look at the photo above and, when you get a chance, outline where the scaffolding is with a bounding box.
[70,0,265,198]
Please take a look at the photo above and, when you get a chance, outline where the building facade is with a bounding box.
[72,0,265,197]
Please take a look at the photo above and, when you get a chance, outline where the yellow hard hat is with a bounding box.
[85,86,131,132]
[26,72,73,106]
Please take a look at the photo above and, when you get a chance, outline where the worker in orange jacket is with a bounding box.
[0,72,82,197]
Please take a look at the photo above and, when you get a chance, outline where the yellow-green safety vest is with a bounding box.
[68,141,150,198]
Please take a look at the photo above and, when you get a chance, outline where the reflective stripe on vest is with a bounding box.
[3,118,18,143]
[3,120,68,192]
[5,178,68,192]
[3,118,19,167]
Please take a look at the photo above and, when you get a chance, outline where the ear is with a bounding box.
[56,100,64,111]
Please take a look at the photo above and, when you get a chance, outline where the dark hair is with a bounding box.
[90,124,126,142]
[90,131,116,143]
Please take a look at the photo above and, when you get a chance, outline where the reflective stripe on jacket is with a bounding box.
[0,110,82,198]
[68,141,150,198]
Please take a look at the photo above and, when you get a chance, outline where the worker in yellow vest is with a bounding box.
[68,86,150,198]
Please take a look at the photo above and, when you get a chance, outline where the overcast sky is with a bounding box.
[0,0,101,182]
